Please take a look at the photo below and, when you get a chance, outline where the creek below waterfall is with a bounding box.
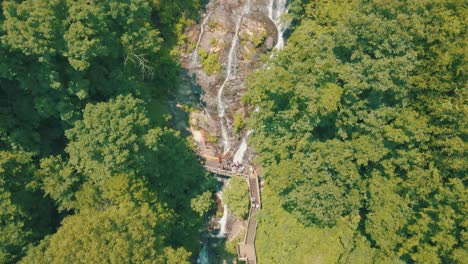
[175,0,289,263]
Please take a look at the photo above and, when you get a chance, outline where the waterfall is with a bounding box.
[231,1,288,163]
[217,3,251,154]
[217,204,228,237]
[269,0,288,50]
[268,0,273,24]
[196,243,209,264]
[215,191,229,238]
[233,129,252,164]
[191,11,214,67]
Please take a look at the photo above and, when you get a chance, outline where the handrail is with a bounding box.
[199,154,260,264]
[244,207,254,243]
[203,165,249,178]
[252,170,261,208]
[245,208,257,244]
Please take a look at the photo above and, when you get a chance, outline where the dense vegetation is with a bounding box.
[223,177,250,219]
[0,0,213,263]
[246,0,466,263]
[2,0,466,263]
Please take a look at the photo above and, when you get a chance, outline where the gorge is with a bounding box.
[180,0,288,263]
[1,0,464,263]
[185,0,288,170]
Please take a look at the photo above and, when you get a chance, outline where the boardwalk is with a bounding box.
[237,170,261,264]
[201,154,260,264]
[201,155,249,178]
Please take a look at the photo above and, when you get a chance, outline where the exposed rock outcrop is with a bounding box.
[179,0,286,162]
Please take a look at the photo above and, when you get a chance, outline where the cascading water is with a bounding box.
[191,11,214,67]
[217,204,228,237]
[197,189,228,264]
[217,2,251,154]
[192,1,288,262]
[232,0,288,164]
[214,191,229,238]
[196,244,209,264]
[233,129,252,164]
[269,0,288,50]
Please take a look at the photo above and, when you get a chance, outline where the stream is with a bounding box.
[185,0,288,263]
[217,1,251,154]
[191,11,214,67]
[232,0,289,164]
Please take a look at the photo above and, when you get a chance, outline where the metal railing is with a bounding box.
[203,165,249,178]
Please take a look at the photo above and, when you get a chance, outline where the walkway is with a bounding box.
[200,154,260,264]
[237,170,260,264]
[201,155,249,178]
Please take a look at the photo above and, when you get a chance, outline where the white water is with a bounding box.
[231,1,288,163]
[196,189,228,264]
[191,11,214,67]
[217,3,251,154]
[217,204,228,237]
[215,191,228,238]
[268,0,288,50]
[196,243,209,264]
[194,2,286,263]
[233,129,252,164]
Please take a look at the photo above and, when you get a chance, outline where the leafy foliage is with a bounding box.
[223,177,250,219]
[198,48,222,75]
[34,95,210,253]
[191,191,215,217]
[246,0,467,262]
[233,112,246,134]
[20,202,189,264]
[0,151,54,263]
[0,0,208,263]
[0,0,195,153]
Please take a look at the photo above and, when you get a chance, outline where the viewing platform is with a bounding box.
[200,154,260,263]
[200,155,249,178]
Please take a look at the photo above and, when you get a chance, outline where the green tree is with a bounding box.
[0,0,164,153]
[233,112,245,134]
[1,0,211,262]
[65,94,151,179]
[0,151,54,263]
[191,191,214,216]
[245,0,467,262]
[223,177,249,219]
[35,156,82,211]
[20,202,189,264]
[198,48,221,75]
[38,94,208,253]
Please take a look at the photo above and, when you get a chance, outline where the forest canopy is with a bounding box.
[1,0,466,263]
[0,0,211,263]
[246,0,466,263]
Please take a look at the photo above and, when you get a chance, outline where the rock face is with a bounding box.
[240,13,278,50]
[179,0,286,163]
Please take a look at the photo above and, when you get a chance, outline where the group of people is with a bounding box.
[218,155,245,173]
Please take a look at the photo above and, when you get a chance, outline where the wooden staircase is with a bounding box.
[237,171,260,264]
[199,154,261,263]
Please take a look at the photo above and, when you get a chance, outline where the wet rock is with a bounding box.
[240,12,277,48]
[223,0,247,10]
[180,0,284,162]
[187,25,201,46]
[265,36,275,50]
